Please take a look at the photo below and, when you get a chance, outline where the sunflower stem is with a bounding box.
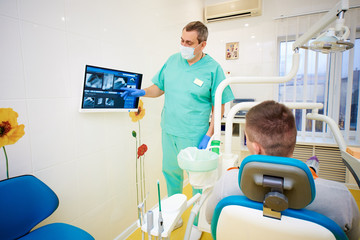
[138,121,144,206]
[135,135,139,207]
[142,155,146,211]
[2,146,9,179]
[138,121,141,146]
[140,155,143,207]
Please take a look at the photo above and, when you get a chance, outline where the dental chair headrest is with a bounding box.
[238,155,316,211]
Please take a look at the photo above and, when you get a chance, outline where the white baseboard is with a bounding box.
[113,221,138,240]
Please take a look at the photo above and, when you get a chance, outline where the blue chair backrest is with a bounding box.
[211,155,349,240]
[0,175,59,240]
[239,155,316,208]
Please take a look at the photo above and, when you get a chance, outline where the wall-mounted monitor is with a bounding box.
[80,65,142,112]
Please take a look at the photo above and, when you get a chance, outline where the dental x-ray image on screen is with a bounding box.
[80,65,143,112]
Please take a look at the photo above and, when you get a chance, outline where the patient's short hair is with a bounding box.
[183,21,208,43]
[245,100,297,157]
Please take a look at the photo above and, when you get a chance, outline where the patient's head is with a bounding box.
[245,100,297,157]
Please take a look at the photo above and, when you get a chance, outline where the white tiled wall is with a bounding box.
[0,0,202,239]
[0,0,350,238]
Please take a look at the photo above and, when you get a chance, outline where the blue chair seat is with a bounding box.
[0,175,94,240]
[19,223,94,240]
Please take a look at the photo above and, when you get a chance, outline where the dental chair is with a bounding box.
[0,175,95,240]
[211,155,348,240]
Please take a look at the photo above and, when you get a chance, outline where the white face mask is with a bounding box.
[180,44,200,60]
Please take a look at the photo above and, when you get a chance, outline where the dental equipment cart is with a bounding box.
[139,147,220,240]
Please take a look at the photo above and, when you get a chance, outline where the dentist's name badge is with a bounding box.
[194,78,203,87]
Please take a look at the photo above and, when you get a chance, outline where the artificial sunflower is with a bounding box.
[129,99,145,122]
[0,108,25,148]
[0,108,25,179]
[129,99,148,212]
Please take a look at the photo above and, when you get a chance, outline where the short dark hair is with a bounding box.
[183,21,208,43]
[245,100,297,157]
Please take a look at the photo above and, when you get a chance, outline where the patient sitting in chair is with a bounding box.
[205,100,360,240]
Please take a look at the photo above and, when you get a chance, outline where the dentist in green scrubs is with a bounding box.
[122,21,234,238]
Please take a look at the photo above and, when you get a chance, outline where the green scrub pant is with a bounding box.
[162,131,203,226]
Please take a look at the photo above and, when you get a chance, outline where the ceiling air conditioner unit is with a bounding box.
[204,0,262,23]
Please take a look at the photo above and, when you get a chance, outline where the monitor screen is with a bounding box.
[80,65,143,112]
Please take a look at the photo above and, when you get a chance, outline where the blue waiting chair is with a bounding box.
[211,155,348,240]
[0,175,94,240]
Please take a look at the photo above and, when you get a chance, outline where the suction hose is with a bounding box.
[184,211,197,240]
[183,188,213,240]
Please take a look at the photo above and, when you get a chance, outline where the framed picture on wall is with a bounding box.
[226,42,239,60]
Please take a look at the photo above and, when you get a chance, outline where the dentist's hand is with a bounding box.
[198,135,211,149]
[120,87,145,100]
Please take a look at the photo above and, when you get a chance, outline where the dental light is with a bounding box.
[212,0,354,154]
[300,17,354,54]
[293,0,354,54]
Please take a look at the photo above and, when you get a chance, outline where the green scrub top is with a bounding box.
[152,53,234,138]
